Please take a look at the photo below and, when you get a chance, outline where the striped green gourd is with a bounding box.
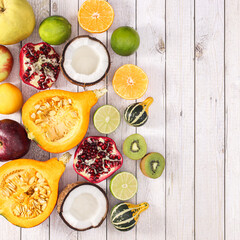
[124,97,153,127]
[110,202,149,231]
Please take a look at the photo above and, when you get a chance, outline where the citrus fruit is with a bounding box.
[0,83,23,114]
[110,172,138,201]
[78,0,114,33]
[39,16,71,45]
[111,26,140,56]
[93,105,120,134]
[112,64,149,100]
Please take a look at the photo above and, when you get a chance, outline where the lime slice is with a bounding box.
[93,105,120,134]
[110,172,138,200]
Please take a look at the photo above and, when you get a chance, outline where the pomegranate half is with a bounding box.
[19,42,60,90]
[73,136,123,183]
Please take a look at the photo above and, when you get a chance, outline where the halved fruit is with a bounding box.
[74,136,123,183]
[123,134,147,160]
[0,153,71,228]
[61,36,110,87]
[22,88,107,153]
[140,152,165,179]
[57,182,108,231]
[93,105,120,134]
[112,64,149,100]
[78,0,114,33]
[19,42,60,90]
[110,172,138,201]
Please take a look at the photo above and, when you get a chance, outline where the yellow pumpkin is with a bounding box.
[0,153,71,228]
[22,88,107,153]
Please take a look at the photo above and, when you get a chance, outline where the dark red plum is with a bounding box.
[0,119,31,161]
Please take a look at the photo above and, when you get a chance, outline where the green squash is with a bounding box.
[110,202,149,231]
[124,97,153,127]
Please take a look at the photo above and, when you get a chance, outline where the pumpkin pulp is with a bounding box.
[22,88,106,153]
[0,153,71,228]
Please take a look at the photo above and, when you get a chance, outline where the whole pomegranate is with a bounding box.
[73,136,123,183]
[19,42,60,90]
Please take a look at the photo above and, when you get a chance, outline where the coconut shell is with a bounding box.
[57,181,109,231]
[60,35,111,87]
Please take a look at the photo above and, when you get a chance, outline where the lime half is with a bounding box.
[93,105,120,134]
[110,172,138,200]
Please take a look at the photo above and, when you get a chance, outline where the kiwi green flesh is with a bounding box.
[141,153,165,179]
[123,134,147,160]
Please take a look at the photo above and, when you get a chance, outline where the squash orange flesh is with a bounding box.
[0,158,65,228]
[22,89,100,153]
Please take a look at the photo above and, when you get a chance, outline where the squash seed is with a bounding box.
[52,96,60,101]
[34,104,40,110]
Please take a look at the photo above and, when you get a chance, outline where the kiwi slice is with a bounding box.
[123,134,147,160]
[140,152,165,179]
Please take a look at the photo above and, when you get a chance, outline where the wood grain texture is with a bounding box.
[136,0,166,239]
[106,0,137,239]
[165,0,195,239]
[225,0,240,239]
[77,1,108,240]
[1,0,240,239]
[195,0,225,239]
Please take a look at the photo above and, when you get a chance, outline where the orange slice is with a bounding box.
[112,64,149,100]
[78,0,114,33]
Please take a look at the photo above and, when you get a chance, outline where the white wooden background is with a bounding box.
[0,0,239,239]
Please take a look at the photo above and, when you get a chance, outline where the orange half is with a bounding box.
[78,0,114,33]
[112,64,149,100]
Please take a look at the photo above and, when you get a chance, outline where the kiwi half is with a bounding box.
[123,134,147,160]
[140,152,165,179]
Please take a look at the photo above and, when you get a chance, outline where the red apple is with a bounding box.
[0,45,13,82]
[0,119,31,161]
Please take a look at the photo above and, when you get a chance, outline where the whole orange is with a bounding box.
[0,83,23,114]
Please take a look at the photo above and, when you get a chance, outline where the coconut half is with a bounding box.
[57,182,108,231]
[61,36,110,87]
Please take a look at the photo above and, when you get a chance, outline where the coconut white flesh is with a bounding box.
[63,37,109,83]
[62,185,107,230]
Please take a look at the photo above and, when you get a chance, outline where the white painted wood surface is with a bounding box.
[0,0,240,239]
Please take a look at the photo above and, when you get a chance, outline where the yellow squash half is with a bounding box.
[0,153,71,228]
[22,88,106,153]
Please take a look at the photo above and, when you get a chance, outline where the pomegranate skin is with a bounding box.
[73,136,123,183]
[19,42,60,90]
[0,119,31,161]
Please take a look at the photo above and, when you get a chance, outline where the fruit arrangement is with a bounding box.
[0,0,164,233]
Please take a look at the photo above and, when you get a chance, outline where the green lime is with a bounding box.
[110,172,138,200]
[39,16,71,45]
[93,105,120,134]
[111,26,140,56]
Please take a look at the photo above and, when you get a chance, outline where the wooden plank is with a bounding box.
[21,1,50,240]
[48,0,78,239]
[225,0,240,239]
[136,0,166,239]
[77,1,107,240]
[165,0,195,239]
[0,43,21,240]
[106,0,136,239]
[195,0,225,239]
